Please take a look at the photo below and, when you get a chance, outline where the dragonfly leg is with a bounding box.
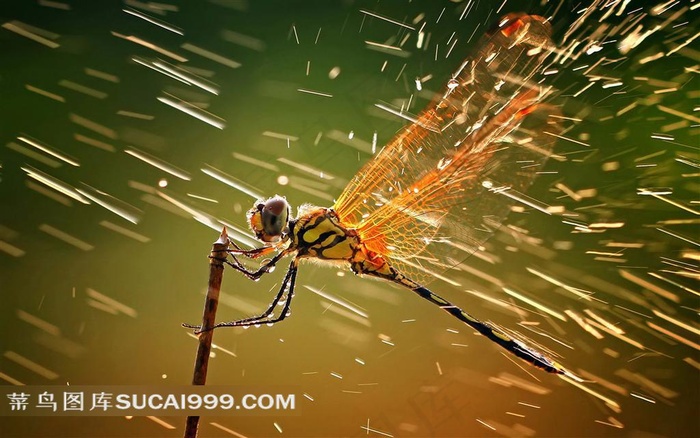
[224,249,289,281]
[227,245,278,259]
[183,259,299,333]
[205,238,272,267]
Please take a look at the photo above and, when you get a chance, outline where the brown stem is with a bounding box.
[184,228,228,438]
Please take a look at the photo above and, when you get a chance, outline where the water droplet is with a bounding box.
[328,66,341,79]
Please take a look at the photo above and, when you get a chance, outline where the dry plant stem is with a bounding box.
[184,228,228,438]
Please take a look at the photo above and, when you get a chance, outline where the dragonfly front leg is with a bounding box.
[207,238,274,268]
[224,249,289,281]
[227,244,278,259]
[184,258,299,333]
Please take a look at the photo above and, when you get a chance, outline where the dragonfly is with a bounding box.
[185,13,567,374]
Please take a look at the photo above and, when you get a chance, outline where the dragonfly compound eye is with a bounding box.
[248,195,290,242]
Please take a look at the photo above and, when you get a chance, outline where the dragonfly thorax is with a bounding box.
[289,206,409,287]
[286,205,362,264]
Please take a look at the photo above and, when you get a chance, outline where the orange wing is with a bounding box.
[333,14,562,283]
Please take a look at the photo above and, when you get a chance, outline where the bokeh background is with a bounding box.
[1,0,698,437]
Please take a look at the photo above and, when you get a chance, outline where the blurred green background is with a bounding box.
[1,0,698,437]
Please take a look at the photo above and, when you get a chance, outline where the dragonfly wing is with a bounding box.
[332,14,562,284]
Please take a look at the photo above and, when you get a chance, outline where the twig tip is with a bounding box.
[216,227,229,244]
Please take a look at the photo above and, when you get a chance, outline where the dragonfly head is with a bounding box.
[247,195,291,243]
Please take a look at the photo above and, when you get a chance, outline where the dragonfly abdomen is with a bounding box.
[353,258,565,374]
[411,284,564,374]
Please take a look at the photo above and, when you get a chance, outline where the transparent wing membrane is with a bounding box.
[333,14,562,284]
